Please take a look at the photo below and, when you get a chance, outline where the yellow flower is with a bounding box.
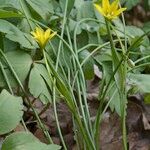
[31,27,56,49]
[94,0,126,20]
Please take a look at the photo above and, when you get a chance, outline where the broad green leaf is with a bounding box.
[0,90,23,135]
[115,25,149,49]
[88,32,102,45]
[0,9,22,18]
[76,1,95,20]
[18,19,30,33]
[76,31,89,49]
[50,37,72,69]
[3,38,18,52]
[108,83,121,116]
[114,25,149,49]
[68,19,82,35]
[2,132,61,150]
[74,0,84,9]
[95,51,112,83]
[126,26,145,38]
[124,0,140,10]
[113,18,124,35]
[128,73,150,93]
[25,0,53,20]
[143,21,150,33]
[81,21,100,33]
[79,50,94,80]
[0,19,35,49]
[114,25,144,38]
[0,50,32,87]
[95,54,122,115]
[60,0,75,15]
[29,63,52,104]
[0,0,21,10]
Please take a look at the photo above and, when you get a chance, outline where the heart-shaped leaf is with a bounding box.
[0,90,23,135]
[2,132,61,150]
[0,50,32,87]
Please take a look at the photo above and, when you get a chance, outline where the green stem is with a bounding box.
[94,19,128,150]
[94,58,123,149]
[43,51,95,150]
[134,55,150,64]
[120,2,127,52]
[78,39,124,53]
[105,20,118,59]
[0,61,13,94]
[105,19,128,150]
[112,15,128,149]
[43,50,67,149]
[73,22,95,145]
[66,24,95,148]
[19,0,33,30]
[128,62,150,72]
[94,30,150,147]
[72,42,110,88]
[50,0,69,149]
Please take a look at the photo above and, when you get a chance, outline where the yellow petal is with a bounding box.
[36,27,44,37]
[103,0,110,13]
[41,39,46,48]
[110,0,119,11]
[94,4,105,17]
[44,28,51,39]
[31,27,56,49]
[114,7,127,16]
